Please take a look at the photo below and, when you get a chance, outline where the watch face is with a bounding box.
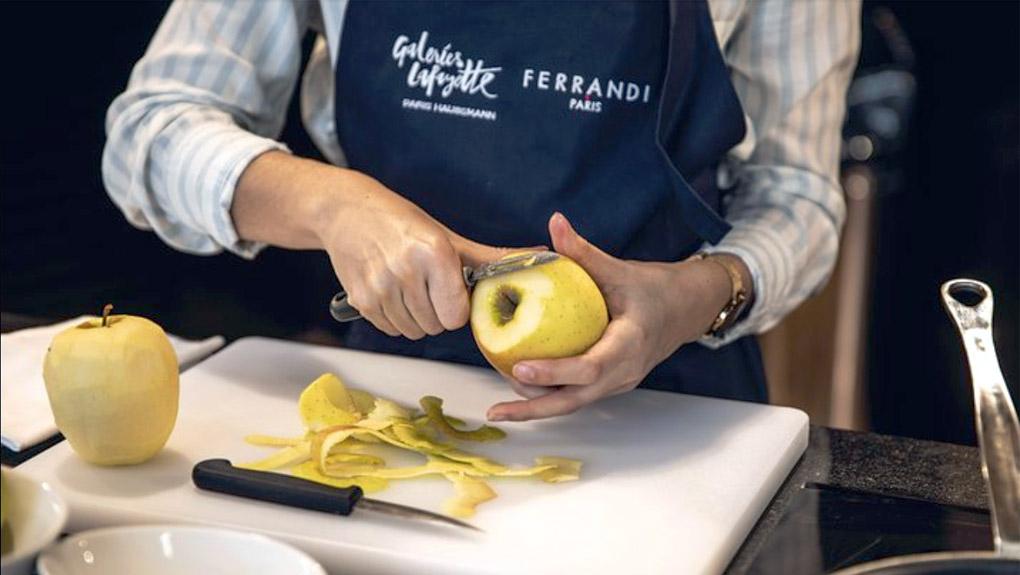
[712,293,749,338]
[733,292,748,311]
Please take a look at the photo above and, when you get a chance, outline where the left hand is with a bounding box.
[486,212,738,422]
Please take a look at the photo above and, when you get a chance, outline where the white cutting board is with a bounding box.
[19,337,807,574]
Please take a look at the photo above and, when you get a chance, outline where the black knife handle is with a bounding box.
[193,459,363,516]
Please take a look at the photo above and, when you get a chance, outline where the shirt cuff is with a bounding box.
[169,122,290,259]
[695,223,792,348]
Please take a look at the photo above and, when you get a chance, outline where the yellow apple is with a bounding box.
[43,306,179,465]
[470,253,609,377]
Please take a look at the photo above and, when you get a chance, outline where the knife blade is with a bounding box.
[329,251,559,323]
[193,459,482,532]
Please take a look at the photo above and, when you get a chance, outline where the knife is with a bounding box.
[193,459,482,532]
[329,251,559,322]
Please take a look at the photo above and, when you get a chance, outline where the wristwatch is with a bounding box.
[691,252,750,338]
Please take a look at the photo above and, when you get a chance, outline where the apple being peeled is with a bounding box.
[43,306,179,465]
[470,253,609,377]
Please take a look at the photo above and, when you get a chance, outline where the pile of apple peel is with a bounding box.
[241,373,582,518]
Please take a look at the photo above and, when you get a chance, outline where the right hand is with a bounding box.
[317,170,530,339]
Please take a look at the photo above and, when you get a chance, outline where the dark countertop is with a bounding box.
[1,313,992,574]
[726,426,989,574]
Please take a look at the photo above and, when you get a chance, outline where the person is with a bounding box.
[102,0,861,422]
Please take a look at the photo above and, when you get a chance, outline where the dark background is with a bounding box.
[860,1,1019,445]
[1,1,1016,445]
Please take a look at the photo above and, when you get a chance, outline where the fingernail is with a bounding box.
[488,411,506,422]
[556,214,576,237]
[513,364,537,383]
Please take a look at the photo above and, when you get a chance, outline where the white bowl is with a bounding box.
[0,467,69,575]
[36,525,327,575]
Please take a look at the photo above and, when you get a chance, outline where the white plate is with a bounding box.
[36,525,327,575]
[1,467,69,575]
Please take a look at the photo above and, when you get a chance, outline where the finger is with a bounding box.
[328,255,401,336]
[426,246,471,330]
[380,285,426,340]
[443,226,549,268]
[487,385,598,422]
[368,315,401,337]
[403,276,445,336]
[511,321,630,386]
[547,212,619,284]
[508,378,555,399]
[346,287,400,337]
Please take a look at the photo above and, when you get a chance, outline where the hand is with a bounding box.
[233,153,542,340]
[318,170,534,339]
[233,152,541,340]
[486,212,742,422]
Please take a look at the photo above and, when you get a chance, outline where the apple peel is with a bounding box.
[356,398,415,432]
[291,460,389,494]
[299,373,363,431]
[420,396,506,442]
[388,422,454,452]
[414,414,466,428]
[325,452,385,467]
[244,434,308,447]
[350,389,377,415]
[443,473,498,518]
[535,457,583,483]
[324,457,465,479]
[238,441,311,471]
[242,373,582,519]
[323,455,564,481]
[315,426,365,471]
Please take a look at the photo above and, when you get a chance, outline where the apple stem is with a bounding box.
[101,304,113,327]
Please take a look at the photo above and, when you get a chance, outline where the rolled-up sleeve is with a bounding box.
[102,0,309,258]
[701,0,862,346]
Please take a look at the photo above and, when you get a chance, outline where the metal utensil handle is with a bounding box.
[941,279,1020,558]
[193,459,363,515]
[329,267,474,323]
[329,290,363,322]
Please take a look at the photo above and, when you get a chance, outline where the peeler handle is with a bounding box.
[329,290,363,322]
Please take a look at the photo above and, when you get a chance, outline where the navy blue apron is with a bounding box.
[333,0,767,402]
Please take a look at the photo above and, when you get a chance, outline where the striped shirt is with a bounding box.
[102,0,861,346]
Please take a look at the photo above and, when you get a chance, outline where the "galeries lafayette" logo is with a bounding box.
[391,31,502,99]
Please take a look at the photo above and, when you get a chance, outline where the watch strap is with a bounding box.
[692,252,749,338]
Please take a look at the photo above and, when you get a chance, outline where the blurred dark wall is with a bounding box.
[0,0,339,342]
[1,1,1017,444]
[864,1,1019,444]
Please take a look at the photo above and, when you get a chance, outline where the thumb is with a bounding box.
[548,212,618,283]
